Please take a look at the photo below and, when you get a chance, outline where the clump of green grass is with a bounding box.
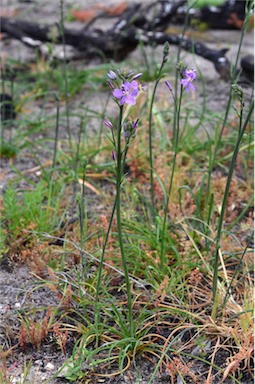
[1,180,62,254]
[0,142,18,158]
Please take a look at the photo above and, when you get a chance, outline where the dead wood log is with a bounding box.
[0,17,230,77]
[0,0,253,82]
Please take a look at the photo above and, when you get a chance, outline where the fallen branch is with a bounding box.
[0,1,253,81]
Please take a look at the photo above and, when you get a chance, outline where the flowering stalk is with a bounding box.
[148,42,169,220]
[95,69,142,339]
[116,106,134,337]
[204,3,253,217]
[160,82,183,268]
[160,65,196,269]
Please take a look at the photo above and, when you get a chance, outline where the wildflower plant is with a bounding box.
[95,68,144,338]
[157,61,197,269]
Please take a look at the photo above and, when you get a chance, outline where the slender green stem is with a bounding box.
[0,67,6,156]
[47,96,60,218]
[51,95,60,178]
[79,159,88,276]
[148,79,159,218]
[139,40,151,79]
[148,46,169,220]
[212,101,254,317]
[160,86,183,268]
[210,4,254,316]
[59,0,72,150]
[95,199,116,346]
[9,75,14,144]
[116,106,134,337]
[95,105,135,342]
[71,118,84,215]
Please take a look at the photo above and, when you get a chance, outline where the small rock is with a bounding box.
[45,362,55,371]
[14,302,21,309]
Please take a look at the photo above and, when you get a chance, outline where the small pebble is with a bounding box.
[45,362,55,371]
[14,302,21,309]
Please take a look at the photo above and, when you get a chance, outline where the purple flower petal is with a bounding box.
[180,78,189,87]
[186,82,195,92]
[185,69,196,80]
[122,82,131,92]
[112,80,142,105]
[121,95,135,105]
[130,80,139,90]
[113,89,124,99]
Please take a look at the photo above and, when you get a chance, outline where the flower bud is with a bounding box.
[165,81,172,92]
[104,118,113,129]
[107,70,117,80]
[163,42,170,63]
[132,73,143,81]
[107,81,114,90]
[111,150,116,161]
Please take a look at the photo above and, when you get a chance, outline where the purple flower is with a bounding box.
[180,69,196,92]
[112,81,140,106]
